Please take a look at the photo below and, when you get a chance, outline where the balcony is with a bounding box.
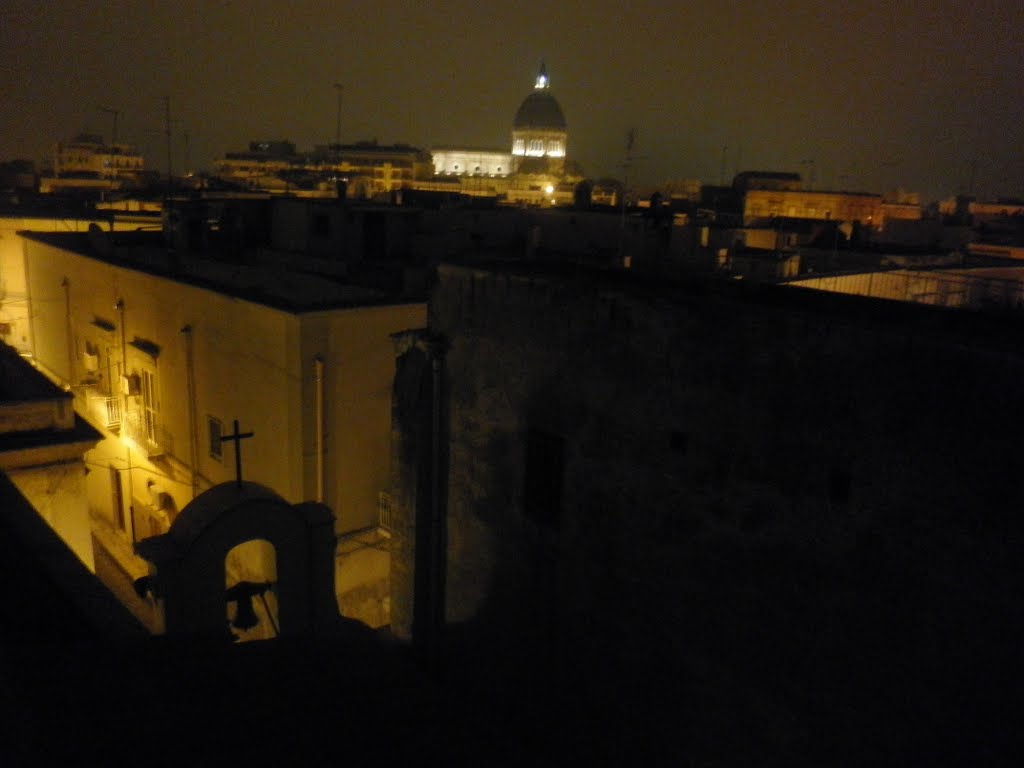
[123,409,173,458]
[74,383,121,433]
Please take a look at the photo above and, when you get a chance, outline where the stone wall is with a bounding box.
[394,260,1023,753]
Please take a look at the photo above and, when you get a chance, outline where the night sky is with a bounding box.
[2,0,1022,202]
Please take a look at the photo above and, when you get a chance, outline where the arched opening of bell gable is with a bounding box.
[225,538,279,642]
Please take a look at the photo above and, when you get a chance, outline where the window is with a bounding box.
[312,213,330,238]
[140,369,158,444]
[209,416,223,460]
[829,467,851,503]
[523,429,564,530]
[669,431,689,455]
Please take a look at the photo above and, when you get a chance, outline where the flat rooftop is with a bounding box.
[437,255,1024,354]
[19,230,422,314]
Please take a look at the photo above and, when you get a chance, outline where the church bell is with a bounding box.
[231,593,259,631]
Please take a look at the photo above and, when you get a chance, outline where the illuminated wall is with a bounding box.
[20,234,425,541]
[8,463,94,571]
[0,214,155,355]
[431,149,512,177]
[510,130,565,159]
[52,140,144,179]
[743,189,882,226]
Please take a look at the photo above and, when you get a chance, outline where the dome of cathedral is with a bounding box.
[513,91,567,131]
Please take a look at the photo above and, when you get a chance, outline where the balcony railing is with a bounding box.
[76,384,121,432]
[123,409,173,458]
[98,395,121,430]
[378,491,393,531]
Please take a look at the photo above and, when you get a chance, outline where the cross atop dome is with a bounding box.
[535,60,549,90]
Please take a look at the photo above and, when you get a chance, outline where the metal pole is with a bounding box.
[333,83,343,147]
[164,96,172,193]
[181,324,199,499]
[314,356,325,503]
[61,277,73,384]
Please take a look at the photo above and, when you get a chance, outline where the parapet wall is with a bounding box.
[408,263,1024,706]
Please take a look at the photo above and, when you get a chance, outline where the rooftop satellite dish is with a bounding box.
[87,222,112,257]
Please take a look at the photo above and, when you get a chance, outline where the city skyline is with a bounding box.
[2,0,1023,202]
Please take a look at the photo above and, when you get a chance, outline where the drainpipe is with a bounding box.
[115,298,135,541]
[314,355,325,503]
[427,344,445,650]
[61,277,73,384]
[181,324,199,499]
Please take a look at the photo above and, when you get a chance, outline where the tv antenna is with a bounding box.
[97,105,120,145]
[618,128,646,264]
[333,83,344,147]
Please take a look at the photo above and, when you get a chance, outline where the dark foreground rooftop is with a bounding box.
[1,466,1017,765]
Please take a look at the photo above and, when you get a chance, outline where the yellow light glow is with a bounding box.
[544,185,554,194]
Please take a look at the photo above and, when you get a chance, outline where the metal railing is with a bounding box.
[123,409,174,458]
[784,269,1024,313]
[378,491,393,531]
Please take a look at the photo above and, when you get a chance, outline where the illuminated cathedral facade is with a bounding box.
[213,63,581,206]
[430,62,580,205]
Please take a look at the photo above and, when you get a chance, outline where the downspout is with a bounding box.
[61,276,73,384]
[115,298,135,542]
[427,349,444,647]
[314,355,325,503]
[181,324,199,499]
[23,240,36,360]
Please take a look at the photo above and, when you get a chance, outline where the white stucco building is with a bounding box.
[17,222,425,629]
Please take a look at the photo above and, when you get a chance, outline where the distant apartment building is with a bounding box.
[969,199,1024,221]
[214,140,434,198]
[40,133,146,194]
[743,188,883,226]
[53,134,145,178]
[732,172,920,231]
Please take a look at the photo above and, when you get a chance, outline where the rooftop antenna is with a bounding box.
[333,83,343,147]
[618,128,644,265]
[800,158,816,190]
[719,145,728,185]
[97,105,120,145]
[163,96,173,194]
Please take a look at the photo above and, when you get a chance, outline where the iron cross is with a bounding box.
[221,419,254,486]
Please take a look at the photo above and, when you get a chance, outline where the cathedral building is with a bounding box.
[430,62,581,205]
[509,62,567,174]
[211,63,582,206]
